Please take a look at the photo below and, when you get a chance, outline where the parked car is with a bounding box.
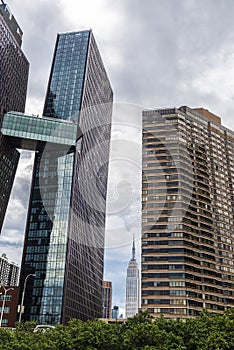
[33,325,55,333]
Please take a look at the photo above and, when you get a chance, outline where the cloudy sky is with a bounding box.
[1,0,234,316]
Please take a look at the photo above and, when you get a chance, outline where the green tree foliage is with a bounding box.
[0,310,233,349]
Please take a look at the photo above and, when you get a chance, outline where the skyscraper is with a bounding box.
[102,281,112,319]
[125,237,140,318]
[0,253,19,286]
[0,1,29,230]
[19,30,113,324]
[0,2,29,115]
[112,305,119,319]
[142,106,234,317]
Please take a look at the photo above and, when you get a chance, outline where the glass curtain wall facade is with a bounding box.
[65,31,113,322]
[0,132,20,229]
[142,106,234,318]
[1,111,77,150]
[0,3,29,231]
[19,30,113,324]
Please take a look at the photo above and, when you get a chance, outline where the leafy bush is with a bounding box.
[0,310,233,350]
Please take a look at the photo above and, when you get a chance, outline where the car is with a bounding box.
[33,324,55,333]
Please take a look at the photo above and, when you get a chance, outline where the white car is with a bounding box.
[33,325,55,333]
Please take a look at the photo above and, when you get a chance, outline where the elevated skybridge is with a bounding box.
[0,111,82,151]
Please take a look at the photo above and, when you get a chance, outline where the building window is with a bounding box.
[0,306,10,313]
[0,295,12,301]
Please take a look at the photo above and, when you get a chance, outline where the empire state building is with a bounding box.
[125,238,140,318]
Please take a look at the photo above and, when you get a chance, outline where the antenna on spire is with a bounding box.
[131,234,136,261]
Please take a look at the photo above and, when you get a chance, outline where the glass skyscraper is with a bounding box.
[0,2,29,231]
[125,238,140,318]
[19,30,113,324]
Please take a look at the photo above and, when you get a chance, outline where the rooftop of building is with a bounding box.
[58,29,91,36]
[0,253,18,266]
[143,105,234,139]
[192,107,221,125]
[0,2,23,47]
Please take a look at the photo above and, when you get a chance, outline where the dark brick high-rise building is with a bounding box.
[0,2,29,116]
[0,2,29,230]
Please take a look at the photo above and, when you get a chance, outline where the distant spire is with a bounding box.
[131,234,136,261]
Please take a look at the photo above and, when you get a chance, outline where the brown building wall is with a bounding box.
[102,281,112,319]
[142,106,234,318]
[0,286,20,327]
[193,108,221,125]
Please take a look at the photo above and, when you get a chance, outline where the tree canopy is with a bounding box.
[0,309,233,350]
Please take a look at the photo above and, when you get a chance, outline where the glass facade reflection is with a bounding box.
[21,149,74,324]
[43,30,90,123]
[0,132,19,229]
[1,111,77,150]
[20,30,113,324]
